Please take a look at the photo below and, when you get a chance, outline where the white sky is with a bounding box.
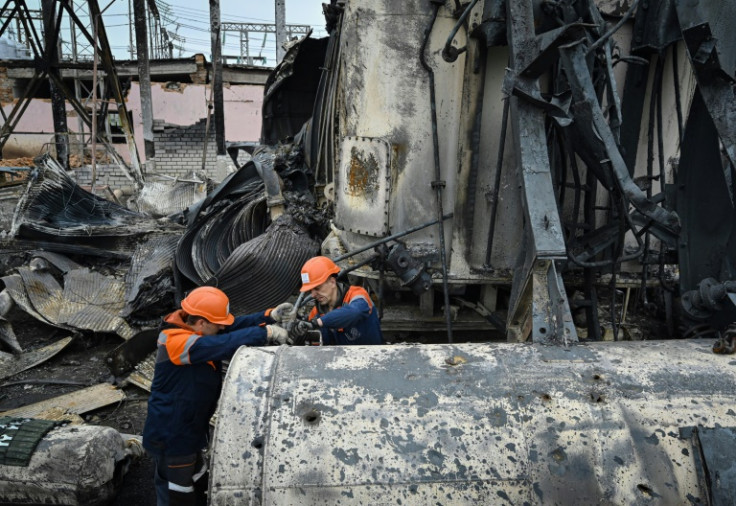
[17,0,328,65]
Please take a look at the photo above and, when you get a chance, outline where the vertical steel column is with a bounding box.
[133,0,154,166]
[87,0,144,184]
[209,0,225,156]
[504,0,577,344]
[275,0,286,63]
[41,0,69,169]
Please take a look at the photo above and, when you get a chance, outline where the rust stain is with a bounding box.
[347,146,379,198]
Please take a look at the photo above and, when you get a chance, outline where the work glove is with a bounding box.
[270,302,294,323]
[287,320,321,346]
[289,319,317,338]
[266,325,292,345]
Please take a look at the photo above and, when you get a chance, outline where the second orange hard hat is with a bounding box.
[300,256,340,292]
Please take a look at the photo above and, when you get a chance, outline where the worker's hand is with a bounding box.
[289,319,317,338]
[266,325,292,345]
[287,320,320,346]
[270,302,294,323]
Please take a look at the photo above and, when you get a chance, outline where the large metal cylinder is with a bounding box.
[209,340,736,504]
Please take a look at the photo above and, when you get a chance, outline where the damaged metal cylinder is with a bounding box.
[209,341,736,505]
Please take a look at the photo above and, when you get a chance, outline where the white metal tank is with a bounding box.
[209,340,736,504]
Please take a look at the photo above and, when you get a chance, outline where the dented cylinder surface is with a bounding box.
[209,340,736,505]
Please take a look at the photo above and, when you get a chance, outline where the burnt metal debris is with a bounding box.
[0,0,736,504]
[0,0,734,345]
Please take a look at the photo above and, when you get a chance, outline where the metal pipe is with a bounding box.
[484,96,509,267]
[420,2,453,343]
[441,0,479,62]
[587,0,640,55]
[333,213,453,263]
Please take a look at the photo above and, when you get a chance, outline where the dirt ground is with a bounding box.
[0,315,156,505]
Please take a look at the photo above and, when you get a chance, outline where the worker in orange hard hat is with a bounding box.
[291,256,383,345]
[142,286,293,506]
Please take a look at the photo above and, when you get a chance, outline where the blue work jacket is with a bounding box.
[142,309,270,457]
[308,284,384,345]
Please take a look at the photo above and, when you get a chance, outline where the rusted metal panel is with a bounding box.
[334,137,391,237]
[210,340,735,504]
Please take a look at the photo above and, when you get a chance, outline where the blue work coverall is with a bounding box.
[308,284,384,345]
[142,308,272,505]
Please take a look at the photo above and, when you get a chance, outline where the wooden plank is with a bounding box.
[0,383,125,418]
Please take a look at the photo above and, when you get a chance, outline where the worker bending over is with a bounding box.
[142,286,292,506]
[294,256,383,345]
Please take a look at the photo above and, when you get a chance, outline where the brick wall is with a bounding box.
[152,118,219,177]
[72,118,236,193]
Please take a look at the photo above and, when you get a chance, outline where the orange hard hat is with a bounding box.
[300,256,340,292]
[181,286,235,325]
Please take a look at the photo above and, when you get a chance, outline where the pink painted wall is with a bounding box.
[2,80,264,162]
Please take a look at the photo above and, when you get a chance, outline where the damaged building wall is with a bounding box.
[152,119,219,177]
[0,65,265,172]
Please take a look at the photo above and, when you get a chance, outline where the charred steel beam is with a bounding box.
[0,3,20,39]
[41,0,69,170]
[558,40,680,238]
[210,0,226,156]
[84,0,144,185]
[503,0,577,345]
[8,0,44,60]
[676,1,736,171]
[133,0,155,164]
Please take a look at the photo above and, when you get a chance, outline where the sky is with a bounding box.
[17,0,328,65]
[105,0,328,63]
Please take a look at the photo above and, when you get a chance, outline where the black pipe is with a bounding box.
[485,97,509,267]
[672,44,684,147]
[442,0,479,62]
[420,3,453,344]
[334,213,453,262]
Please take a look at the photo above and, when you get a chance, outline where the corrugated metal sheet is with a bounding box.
[0,383,125,418]
[7,266,137,340]
[209,214,319,314]
[29,251,81,274]
[60,269,136,339]
[10,156,179,248]
[176,182,265,285]
[135,179,208,218]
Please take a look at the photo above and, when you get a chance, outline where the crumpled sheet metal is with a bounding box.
[121,234,180,323]
[208,214,319,314]
[134,178,208,218]
[2,267,137,340]
[29,251,82,274]
[0,317,21,354]
[10,155,164,240]
[190,195,268,282]
[176,182,267,285]
[211,340,736,505]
